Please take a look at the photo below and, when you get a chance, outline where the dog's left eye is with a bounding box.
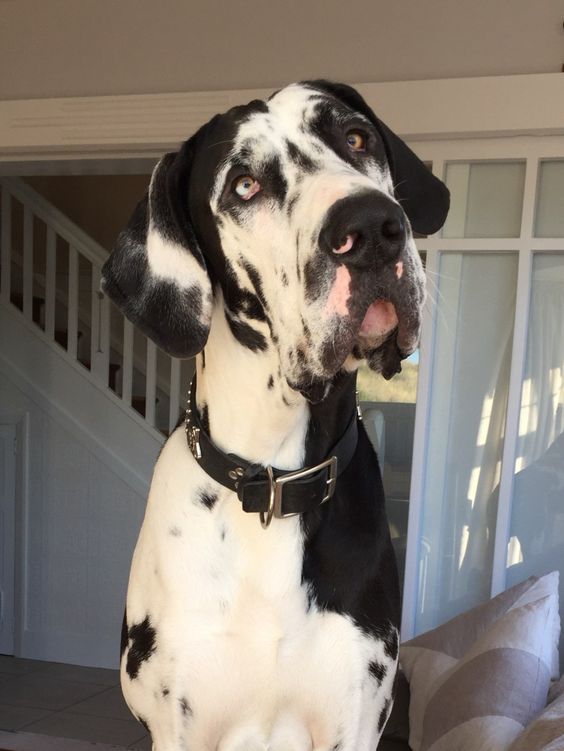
[346,131,367,152]
[233,175,261,200]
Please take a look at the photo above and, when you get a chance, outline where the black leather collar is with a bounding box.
[184,378,359,528]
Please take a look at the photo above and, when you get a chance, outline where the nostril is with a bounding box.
[382,217,404,240]
[332,231,358,255]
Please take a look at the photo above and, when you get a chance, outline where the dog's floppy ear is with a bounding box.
[305,80,450,235]
[101,139,212,358]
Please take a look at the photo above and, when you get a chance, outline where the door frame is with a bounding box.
[0,412,30,656]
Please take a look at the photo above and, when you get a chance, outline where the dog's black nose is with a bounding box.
[319,191,406,266]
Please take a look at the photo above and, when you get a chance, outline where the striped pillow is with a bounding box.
[400,572,560,751]
[508,691,564,750]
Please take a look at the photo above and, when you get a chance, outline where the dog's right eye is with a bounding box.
[233,175,261,201]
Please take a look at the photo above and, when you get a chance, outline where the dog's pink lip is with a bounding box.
[358,299,398,338]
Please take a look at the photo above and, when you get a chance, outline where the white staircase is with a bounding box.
[0,177,192,444]
[0,177,194,667]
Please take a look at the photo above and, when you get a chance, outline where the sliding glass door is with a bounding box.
[402,144,564,668]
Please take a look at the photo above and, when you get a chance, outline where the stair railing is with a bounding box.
[0,177,187,436]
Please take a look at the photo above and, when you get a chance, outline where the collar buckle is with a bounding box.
[260,456,338,529]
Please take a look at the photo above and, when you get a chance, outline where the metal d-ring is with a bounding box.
[259,465,276,529]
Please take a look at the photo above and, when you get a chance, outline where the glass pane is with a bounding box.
[507,252,564,665]
[534,161,564,237]
[415,252,518,634]
[442,162,525,238]
[359,351,419,590]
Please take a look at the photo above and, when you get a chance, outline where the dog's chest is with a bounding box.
[124,430,381,748]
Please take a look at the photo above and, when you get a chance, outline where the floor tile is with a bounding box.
[0,657,52,676]
[21,711,147,747]
[0,728,133,750]
[0,674,108,711]
[40,663,120,687]
[0,704,53,732]
[130,734,152,750]
[68,685,133,721]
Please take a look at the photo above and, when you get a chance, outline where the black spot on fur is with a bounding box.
[286,194,298,216]
[199,488,218,510]
[378,698,391,732]
[379,623,399,662]
[286,139,317,172]
[226,313,268,352]
[369,660,387,685]
[267,375,274,389]
[221,526,227,541]
[169,526,182,537]
[201,349,206,369]
[304,257,328,303]
[281,269,289,287]
[162,687,170,697]
[223,259,267,324]
[126,616,157,679]
[201,403,210,434]
[262,154,288,204]
[120,610,128,658]
[179,697,192,717]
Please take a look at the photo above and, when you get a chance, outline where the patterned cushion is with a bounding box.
[508,692,564,750]
[400,572,560,751]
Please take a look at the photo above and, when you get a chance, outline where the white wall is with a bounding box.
[1,0,562,100]
[0,371,145,668]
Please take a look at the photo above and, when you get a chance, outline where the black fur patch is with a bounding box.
[120,610,128,658]
[199,489,218,510]
[379,623,399,662]
[201,403,210,434]
[281,269,289,287]
[369,660,387,685]
[286,139,317,172]
[226,313,268,352]
[179,697,193,717]
[267,375,274,389]
[304,256,329,303]
[169,526,182,537]
[262,155,288,204]
[378,698,391,732]
[162,687,170,697]
[126,616,157,679]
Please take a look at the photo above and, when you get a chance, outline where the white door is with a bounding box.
[0,423,16,655]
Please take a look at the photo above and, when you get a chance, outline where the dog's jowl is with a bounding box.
[102,81,449,751]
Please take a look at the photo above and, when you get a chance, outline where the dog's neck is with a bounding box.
[194,307,357,472]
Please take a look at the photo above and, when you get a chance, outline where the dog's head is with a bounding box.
[102,81,449,401]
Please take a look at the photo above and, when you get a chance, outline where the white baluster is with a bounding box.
[145,339,157,427]
[23,205,33,321]
[67,246,79,358]
[0,188,11,302]
[169,357,181,433]
[90,265,110,383]
[44,228,56,339]
[122,319,134,407]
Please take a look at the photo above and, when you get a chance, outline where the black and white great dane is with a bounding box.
[101,80,449,751]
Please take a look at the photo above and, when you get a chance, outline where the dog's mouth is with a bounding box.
[354,284,423,380]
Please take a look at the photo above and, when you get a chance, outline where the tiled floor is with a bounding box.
[0,655,151,749]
